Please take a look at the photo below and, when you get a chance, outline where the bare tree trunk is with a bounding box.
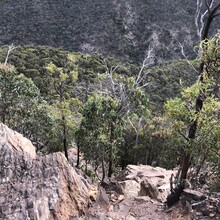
[179,152,191,183]
[76,143,80,168]
[2,110,6,124]
[101,158,105,183]
[85,160,88,173]
[62,114,69,160]
[4,43,16,65]
[107,122,114,178]
[108,149,113,177]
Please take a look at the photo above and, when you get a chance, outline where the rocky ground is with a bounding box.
[0,123,219,220]
[74,166,219,219]
[76,163,220,220]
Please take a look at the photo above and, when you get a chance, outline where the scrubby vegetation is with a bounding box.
[0,0,219,208]
[0,30,219,192]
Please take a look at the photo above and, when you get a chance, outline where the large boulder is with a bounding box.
[138,179,160,201]
[123,164,177,202]
[0,123,90,220]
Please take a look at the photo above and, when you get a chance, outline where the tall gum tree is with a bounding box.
[167,0,220,207]
[76,51,153,178]
[47,62,78,160]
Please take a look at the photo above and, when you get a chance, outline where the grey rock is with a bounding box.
[101,179,125,195]
[96,187,110,210]
[0,123,90,220]
[138,179,160,201]
[183,189,206,201]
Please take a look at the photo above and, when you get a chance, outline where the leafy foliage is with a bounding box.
[76,95,124,178]
[0,40,218,188]
[0,63,59,152]
[165,33,220,187]
[0,46,77,96]
[0,64,39,125]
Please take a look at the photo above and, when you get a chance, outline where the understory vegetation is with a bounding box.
[0,45,196,164]
[0,2,220,198]
[0,34,219,191]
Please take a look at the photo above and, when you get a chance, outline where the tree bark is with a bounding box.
[76,143,80,168]
[62,114,69,160]
[101,158,105,183]
[107,122,114,177]
[108,149,113,177]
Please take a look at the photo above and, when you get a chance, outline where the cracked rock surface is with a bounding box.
[0,123,90,220]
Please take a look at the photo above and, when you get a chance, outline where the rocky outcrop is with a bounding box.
[86,164,220,219]
[85,195,168,220]
[123,164,177,202]
[2,123,218,220]
[180,191,220,220]
[0,123,36,159]
[138,179,160,201]
[0,123,90,220]
[80,165,177,219]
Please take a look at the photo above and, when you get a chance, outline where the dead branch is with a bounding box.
[4,43,16,65]
[178,42,198,73]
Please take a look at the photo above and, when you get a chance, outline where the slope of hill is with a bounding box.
[0,46,197,110]
[0,0,199,63]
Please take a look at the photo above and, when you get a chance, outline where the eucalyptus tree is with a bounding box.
[0,63,58,152]
[164,0,220,206]
[76,95,124,180]
[46,63,79,160]
[0,64,39,125]
[167,28,220,210]
[76,49,153,178]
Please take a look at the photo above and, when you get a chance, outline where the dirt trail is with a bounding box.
[84,197,170,220]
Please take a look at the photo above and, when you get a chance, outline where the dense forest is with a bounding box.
[0,0,220,208]
[0,0,213,63]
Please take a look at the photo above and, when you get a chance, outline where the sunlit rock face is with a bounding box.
[0,123,36,159]
[0,123,89,220]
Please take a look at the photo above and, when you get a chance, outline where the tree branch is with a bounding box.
[4,43,16,65]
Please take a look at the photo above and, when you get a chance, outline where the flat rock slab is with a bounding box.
[183,189,206,201]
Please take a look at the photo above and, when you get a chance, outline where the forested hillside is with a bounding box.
[0,1,220,217]
[0,0,202,63]
[0,45,197,164]
[0,46,197,107]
